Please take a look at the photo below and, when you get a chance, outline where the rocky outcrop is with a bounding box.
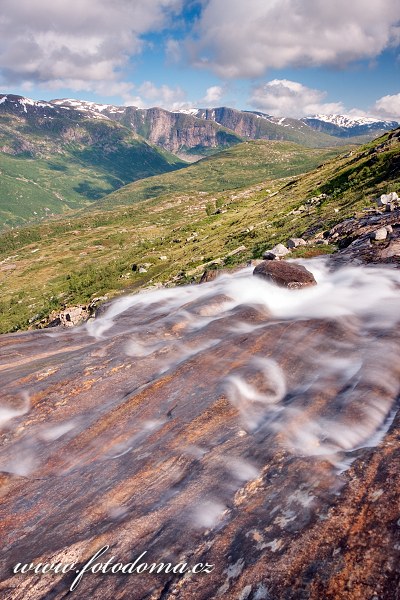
[371,227,388,241]
[253,260,317,288]
[326,208,400,266]
[42,298,107,328]
[377,191,399,208]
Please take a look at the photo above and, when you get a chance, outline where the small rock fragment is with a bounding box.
[263,243,290,260]
[199,270,219,283]
[371,228,388,241]
[287,238,306,248]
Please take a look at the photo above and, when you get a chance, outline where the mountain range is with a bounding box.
[47,98,399,153]
[0,93,398,227]
[2,94,397,159]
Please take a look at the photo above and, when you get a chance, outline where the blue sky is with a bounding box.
[1,0,399,119]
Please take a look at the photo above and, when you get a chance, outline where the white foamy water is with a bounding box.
[1,258,400,482]
[83,258,400,470]
[87,259,400,339]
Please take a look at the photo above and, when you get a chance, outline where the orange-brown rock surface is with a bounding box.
[0,261,399,599]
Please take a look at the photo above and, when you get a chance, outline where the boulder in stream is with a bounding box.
[253,260,317,289]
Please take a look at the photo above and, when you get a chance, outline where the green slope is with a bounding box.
[93,140,345,209]
[0,113,186,227]
[0,128,398,334]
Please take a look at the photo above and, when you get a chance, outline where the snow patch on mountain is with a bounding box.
[244,110,274,121]
[307,114,398,128]
[50,98,126,116]
[0,95,55,111]
[172,108,199,116]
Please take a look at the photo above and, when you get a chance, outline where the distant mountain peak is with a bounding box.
[0,93,56,111]
[308,113,397,128]
[302,113,398,138]
[50,98,128,116]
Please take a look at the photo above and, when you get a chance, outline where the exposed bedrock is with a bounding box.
[0,254,399,599]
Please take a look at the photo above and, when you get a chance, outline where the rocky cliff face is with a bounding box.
[49,98,397,154]
[193,107,354,147]
[50,99,243,158]
[122,107,242,156]
[197,107,267,139]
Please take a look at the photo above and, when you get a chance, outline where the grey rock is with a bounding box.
[263,243,290,259]
[287,238,307,248]
[59,306,90,327]
[371,228,388,241]
[377,191,398,207]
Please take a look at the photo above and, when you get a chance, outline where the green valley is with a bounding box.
[0,127,398,334]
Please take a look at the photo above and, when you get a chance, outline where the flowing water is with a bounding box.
[0,258,399,598]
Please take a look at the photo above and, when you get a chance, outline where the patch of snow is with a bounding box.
[307,114,398,128]
[245,110,273,121]
[50,98,125,115]
[172,108,199,116]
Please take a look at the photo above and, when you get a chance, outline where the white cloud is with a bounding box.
[203,85,224,104]
[0,0,182,91]
[123,81,188,110]
[250,80,344,118]
[372,93,400,119]
[122,82,227,111]
[188,0,400,78]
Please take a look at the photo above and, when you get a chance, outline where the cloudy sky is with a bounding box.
[1,0,400,118]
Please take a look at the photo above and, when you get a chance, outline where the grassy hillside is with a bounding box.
[94,140,345,209]
[0,128,398,334]
[0,113,186,227]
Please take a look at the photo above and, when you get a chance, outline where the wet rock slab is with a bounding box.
[0,263,399,599]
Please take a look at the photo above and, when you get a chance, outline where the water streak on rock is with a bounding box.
[0,258,399,599]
